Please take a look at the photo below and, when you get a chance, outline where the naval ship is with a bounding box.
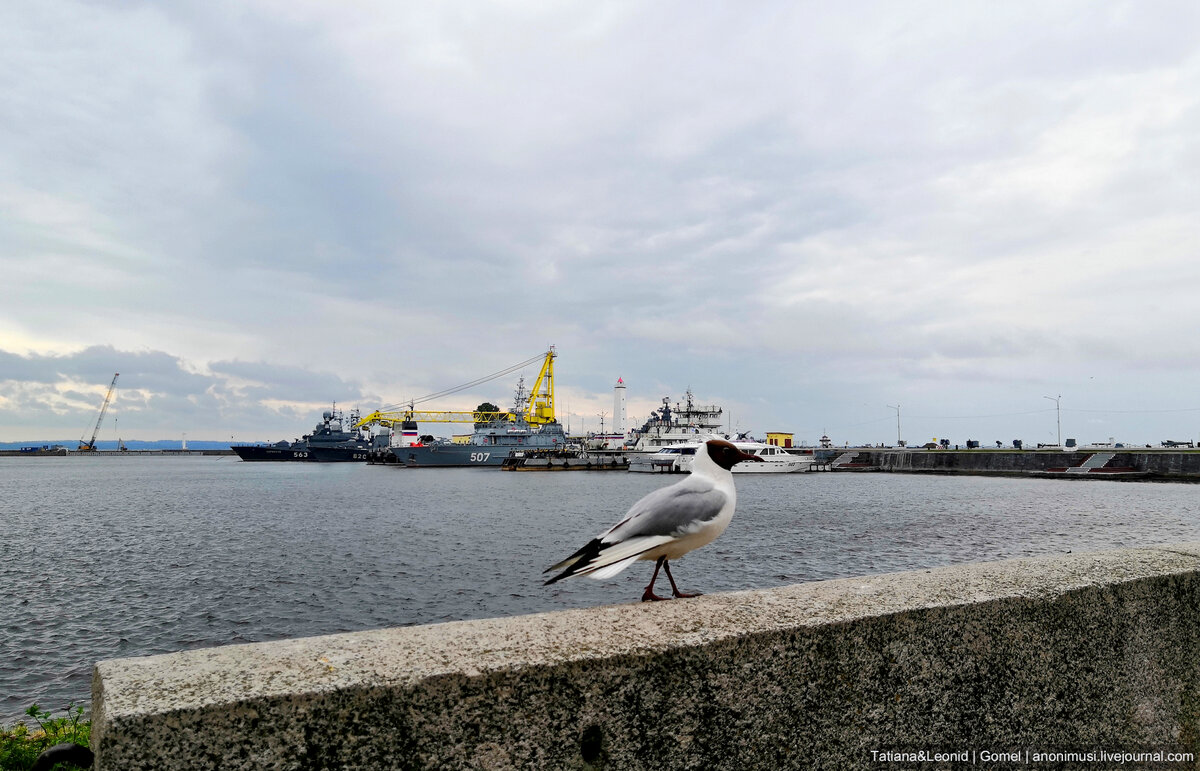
[377,412,568,467]
[365,349,565,468]
[231,406,384,462]
[626,390,725,451]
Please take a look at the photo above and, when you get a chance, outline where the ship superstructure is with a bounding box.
[627,390,724,451]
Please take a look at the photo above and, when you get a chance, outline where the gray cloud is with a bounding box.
[3,1,1200,445]
[0,345,371,440]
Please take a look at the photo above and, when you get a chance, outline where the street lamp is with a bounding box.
[886,403,902,447]
[1043,394,1061,445]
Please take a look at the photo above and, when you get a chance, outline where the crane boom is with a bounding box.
[355,409,516,427]
[79,373,119,451]
[526,347,555,425]
[355,348,557,430]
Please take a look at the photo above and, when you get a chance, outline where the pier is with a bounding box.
[91,543,1200,769]
[827,447,1200,480]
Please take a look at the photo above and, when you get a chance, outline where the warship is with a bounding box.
[231,406,384,462]
[375,413,568,467]
[366,349,564,468]
[626,390,725,451]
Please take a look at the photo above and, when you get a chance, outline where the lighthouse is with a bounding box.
[613,377,627,438]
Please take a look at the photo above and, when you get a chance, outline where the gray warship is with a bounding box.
[377,415,568,467]
[231,406,385,462]
[366,350,566,468]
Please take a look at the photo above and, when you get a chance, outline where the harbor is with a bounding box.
[16,443,1200,481]
[14,350,1200,482]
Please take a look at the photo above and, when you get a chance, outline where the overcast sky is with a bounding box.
[4,1,1200,446]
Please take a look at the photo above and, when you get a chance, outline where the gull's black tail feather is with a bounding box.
[543,538,605,585]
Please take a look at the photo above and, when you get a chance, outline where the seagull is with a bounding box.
[544,438,762,601]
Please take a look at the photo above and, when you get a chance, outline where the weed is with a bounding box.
[0,704,90,771]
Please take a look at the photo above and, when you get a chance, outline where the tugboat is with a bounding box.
[231,406,384,462]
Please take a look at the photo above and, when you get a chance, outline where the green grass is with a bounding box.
[0,705,90,771]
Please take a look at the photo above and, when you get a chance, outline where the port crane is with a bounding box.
[78,373,119,452]
[355,349,557,429]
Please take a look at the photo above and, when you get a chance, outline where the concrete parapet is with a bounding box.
[857,448,1200,479]
[93,544,1200,769]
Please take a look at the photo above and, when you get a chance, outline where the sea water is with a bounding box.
[3,455,1199,724]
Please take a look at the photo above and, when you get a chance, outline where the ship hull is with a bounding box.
[308,446,373,462]
[379,444,511,467]
[371,417,569,468]
[231,405,379,462]
[231,445,313,461]
[231,444,372,462]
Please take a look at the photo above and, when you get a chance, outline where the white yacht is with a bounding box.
[627,443,700,473]
[733,441,814,473]
[629,437,813,474]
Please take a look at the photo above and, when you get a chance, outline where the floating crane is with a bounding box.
[78,373,119,452]
[356,348,557,429]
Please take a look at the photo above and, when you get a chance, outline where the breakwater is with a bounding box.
[831,448,1200,480]
[91,543,1200,770]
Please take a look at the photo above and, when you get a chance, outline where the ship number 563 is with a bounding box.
[469,452,491,462]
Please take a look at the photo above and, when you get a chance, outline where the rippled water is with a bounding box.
[3,456,1200,724]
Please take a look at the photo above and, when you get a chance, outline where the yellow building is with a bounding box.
[766,432,794,448]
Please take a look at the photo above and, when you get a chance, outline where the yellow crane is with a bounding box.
[356,349,557,429]
[78,373,119,452]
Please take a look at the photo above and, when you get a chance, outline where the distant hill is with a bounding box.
[0,439,241,451]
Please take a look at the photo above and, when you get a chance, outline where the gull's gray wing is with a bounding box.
[602,480,728,542]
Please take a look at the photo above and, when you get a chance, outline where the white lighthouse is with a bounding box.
[613,377,627,438]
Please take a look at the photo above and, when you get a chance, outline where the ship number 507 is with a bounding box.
[470,452,491,462]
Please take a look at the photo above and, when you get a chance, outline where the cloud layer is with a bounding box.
[4,1,1200,445]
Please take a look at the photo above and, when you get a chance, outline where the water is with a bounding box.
[3,456,1200,724]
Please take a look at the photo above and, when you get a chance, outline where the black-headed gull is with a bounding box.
[544,438,762,601]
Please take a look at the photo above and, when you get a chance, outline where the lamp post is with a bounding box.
[886,403,902,446]
[1043,395,1061,445]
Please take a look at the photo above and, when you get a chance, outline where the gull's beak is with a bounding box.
[738,450,764,463]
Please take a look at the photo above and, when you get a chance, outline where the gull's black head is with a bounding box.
[705,439,764,470]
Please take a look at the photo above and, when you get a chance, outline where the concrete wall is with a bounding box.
[877,449,1088,474]
[92,544,1200,770]
[855,449,1200,479]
